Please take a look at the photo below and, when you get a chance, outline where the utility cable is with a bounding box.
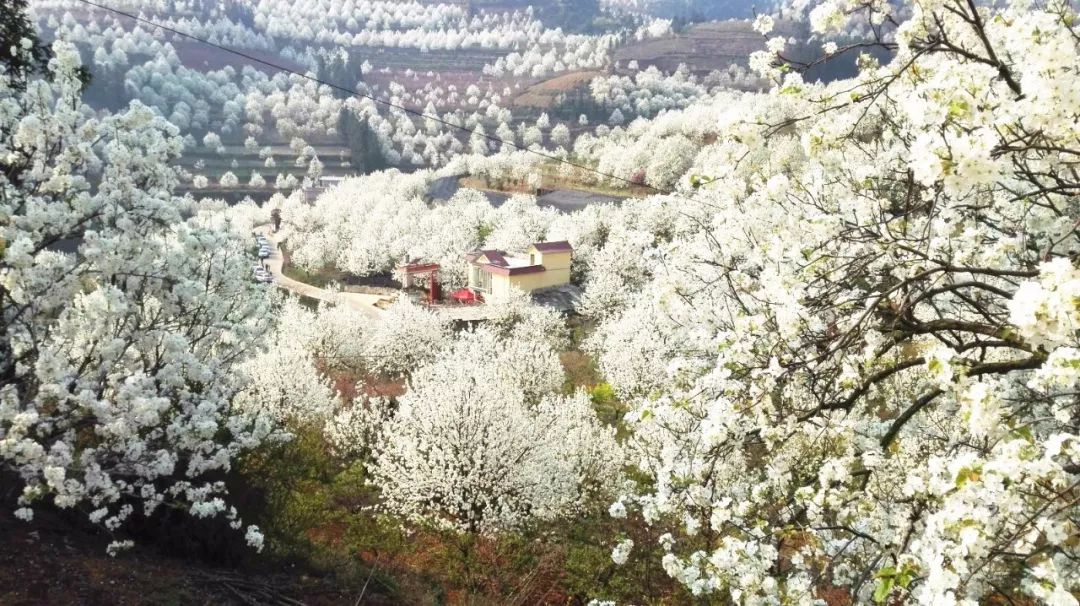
[74,0,674,195]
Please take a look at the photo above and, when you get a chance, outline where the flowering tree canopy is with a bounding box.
[1,42,274,548]
[371,327,621,534]
[584,0,1080,603]
[15,3,1080,601]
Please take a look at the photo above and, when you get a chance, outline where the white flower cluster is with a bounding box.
[610,539,633,565]
[1009,258,1080,349]
[557,0,1080,602]
[589,65,715,121]
[1,41,278,549]
[370,321,623,534]
[483,34,617,80]
[282,166,616,289]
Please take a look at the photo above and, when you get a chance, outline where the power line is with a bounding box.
[73,0,673,195]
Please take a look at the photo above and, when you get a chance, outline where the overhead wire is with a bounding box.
[73,0,677,196]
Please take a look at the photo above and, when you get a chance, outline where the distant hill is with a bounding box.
[614,19,796,75]
[603,0,766,21]
[469,0,602,32]
[614,18,888,84]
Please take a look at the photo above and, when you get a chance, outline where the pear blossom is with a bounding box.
[1,41,278,550]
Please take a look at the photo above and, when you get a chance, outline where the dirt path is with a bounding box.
[256,226,387,321]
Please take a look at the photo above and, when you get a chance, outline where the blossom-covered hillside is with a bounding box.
[4,0,1080,604]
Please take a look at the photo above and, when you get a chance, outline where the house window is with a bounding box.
[529,253,535,265]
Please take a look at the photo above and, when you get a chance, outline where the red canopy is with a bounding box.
[449,288,482,304]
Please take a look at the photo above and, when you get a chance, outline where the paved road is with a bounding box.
[427,176,624,212]
[255,226,581,323]
[427,175,510,207]
[536,189,624,213]
[256,226,386,321]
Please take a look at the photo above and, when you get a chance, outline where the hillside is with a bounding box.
[0,509,391,606]
[6,1,1080,605]
[614,19,801,75]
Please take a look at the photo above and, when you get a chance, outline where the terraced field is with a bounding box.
[348,46,509,72]
[173,41,306,74]
[175,144,356,202]
[614,20,797,75]
[512,70,605,109]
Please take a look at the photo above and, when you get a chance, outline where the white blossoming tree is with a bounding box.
[551,123,572,148]
[1,42,275,548]
[235,296,350,426]
[219,170,239,187]
[361,297,451,378]
[370,327,621,536]
[585,0,1080,602]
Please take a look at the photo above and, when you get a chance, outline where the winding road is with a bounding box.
[426,175,626,212]
[256,226,387,321]
[255,225,578,322]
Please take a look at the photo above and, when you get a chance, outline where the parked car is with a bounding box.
[253,267,273,283]
[258,246,272,259]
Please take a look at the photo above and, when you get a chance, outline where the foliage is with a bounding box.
[233,424,415,595]
[0,0,52,90]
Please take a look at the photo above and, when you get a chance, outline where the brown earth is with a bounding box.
[173,41,308,75]
[512,70,606,109]
[614,19,803,75]
[0,507,393,606]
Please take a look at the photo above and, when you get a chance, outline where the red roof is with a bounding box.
[531,241,573,253]
[466,249,509,266]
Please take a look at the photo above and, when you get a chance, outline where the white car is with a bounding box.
[258,246,272,259]
[253,267,273,283]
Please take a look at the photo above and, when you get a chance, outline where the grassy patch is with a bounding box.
[235,423,684,604]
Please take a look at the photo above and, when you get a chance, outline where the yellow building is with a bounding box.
[466,241,573,298]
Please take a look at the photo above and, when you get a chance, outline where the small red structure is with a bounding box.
[429,272,441,303]
[449,288,482,305]
[396,259,442,304]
